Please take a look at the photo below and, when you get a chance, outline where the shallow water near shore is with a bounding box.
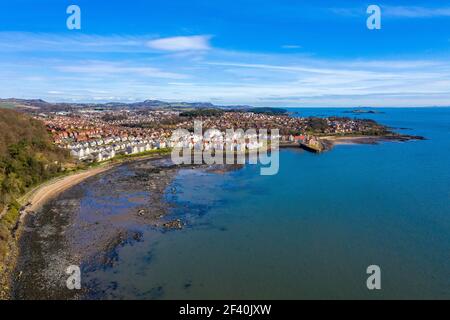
[15,108,450,299]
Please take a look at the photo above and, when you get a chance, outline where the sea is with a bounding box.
[26,108,450,299]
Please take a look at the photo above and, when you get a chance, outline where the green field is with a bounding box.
[0,102,17,109]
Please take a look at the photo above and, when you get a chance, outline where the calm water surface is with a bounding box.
[82,108,450,299]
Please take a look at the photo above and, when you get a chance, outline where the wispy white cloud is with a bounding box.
[383,6,450,18]
[0,32,154,52]
[146,35,212,51]
[331,5,450,19]
[0,32,449,106]
[55,61,188,79]
[0,32,213,53]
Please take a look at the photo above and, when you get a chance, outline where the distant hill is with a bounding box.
[0,98,254,113]
[0,98,49,110]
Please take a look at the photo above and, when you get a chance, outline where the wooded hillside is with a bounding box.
[0,109,70,211]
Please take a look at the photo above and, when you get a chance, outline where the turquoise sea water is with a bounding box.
[83,108,450,299]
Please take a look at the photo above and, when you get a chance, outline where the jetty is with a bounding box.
[279,137,326,153]
[298,141,324,153]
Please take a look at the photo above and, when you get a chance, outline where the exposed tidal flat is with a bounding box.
[12,108,450,299]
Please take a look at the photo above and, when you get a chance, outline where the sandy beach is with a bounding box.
[20,165,114,214]
[16,151,172,216]
[320,134,425,147]
[321,135,381,145]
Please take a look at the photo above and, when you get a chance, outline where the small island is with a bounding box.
[343,108,385,114]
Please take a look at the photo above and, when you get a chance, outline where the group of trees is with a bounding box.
[0,110,70,210]
[306,117,329,133]
[101,113,128,122]
[246,107,287,115]
[179,109,224,117]
[0,110,73,283]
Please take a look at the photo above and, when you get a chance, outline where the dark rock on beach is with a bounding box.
[162,219,183,230]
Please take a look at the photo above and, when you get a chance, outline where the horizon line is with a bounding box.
[1,97,449,109]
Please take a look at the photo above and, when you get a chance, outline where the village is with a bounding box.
[33,107,389,161]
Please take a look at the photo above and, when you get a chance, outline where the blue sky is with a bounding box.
[0,0,450,106]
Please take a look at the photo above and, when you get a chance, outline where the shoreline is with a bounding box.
[21,165,114,213]
[12,153,183,299]
[1,150,173,299]
[280,134,425,153]
[321,135,387,146]
[320,134,425,146]
[18,149,174,215]
[3,134,426,299]
[0,164,116,299]
[12,155,249,299]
